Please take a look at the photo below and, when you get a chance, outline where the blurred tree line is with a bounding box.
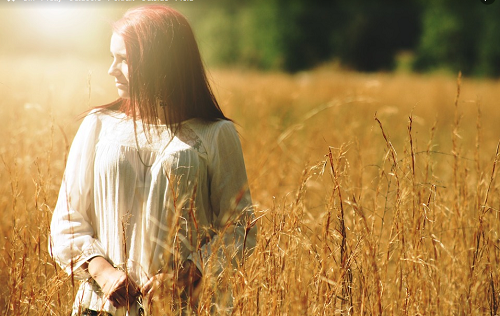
[182,0,500,76]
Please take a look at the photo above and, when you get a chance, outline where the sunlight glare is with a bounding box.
[23,7,90,39]
[7,7,113,56]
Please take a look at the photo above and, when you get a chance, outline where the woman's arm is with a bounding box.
[189,120,257,275]
[49,112,107,279]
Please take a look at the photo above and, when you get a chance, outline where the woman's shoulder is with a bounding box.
[76,109,103,130]
[76,108,123,139]
[86,108,119,119]
[184,118,240,155]
[83,108,128,127]
[81,108,109,124]
[184,119,238,148]
[186,118,236,137]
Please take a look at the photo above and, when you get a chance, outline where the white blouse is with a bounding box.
[49,109,255,315]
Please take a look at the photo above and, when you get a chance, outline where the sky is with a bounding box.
[0,2,197,60]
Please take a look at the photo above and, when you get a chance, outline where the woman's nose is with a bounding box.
[108,60,119,77]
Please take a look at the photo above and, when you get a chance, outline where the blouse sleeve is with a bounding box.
[49,112,106,279]
[188,120,257,275]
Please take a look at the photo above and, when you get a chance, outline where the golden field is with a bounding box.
[2,56,500,315]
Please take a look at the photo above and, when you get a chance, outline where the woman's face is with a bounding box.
[108,33,129,99]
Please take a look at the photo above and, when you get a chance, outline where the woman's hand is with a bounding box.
[141,260,202,306]
[87,256,140,309]
[141,271,174,298]
[177,260,202,289]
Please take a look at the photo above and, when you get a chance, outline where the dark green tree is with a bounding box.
[182,0,500,76]
[332,0,421,71]
[475,3,500,77]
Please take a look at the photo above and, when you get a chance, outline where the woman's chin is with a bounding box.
[117,90,130,99]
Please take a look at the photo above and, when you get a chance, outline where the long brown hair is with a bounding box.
[106,5,228,131]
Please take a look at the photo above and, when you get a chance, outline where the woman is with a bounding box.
[49,5,256,315]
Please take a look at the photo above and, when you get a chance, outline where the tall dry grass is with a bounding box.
[2,57,500,315]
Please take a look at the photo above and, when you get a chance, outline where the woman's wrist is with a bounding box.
[87,256,116,285]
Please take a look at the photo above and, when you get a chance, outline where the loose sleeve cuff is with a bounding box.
[53,239,107,280]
